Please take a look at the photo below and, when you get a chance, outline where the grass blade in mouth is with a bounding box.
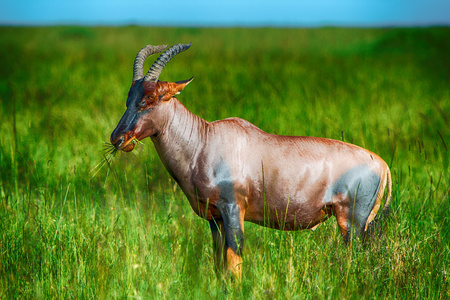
[129,138,144,156]
[90,142,118,179]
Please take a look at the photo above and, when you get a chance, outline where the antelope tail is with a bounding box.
[365,167,393,236]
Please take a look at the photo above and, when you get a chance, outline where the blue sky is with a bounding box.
[1,0,450,27]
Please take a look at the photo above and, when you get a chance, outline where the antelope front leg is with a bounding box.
[209,219,226,275]
[213,201,244,280]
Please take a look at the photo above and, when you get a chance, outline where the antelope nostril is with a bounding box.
[113,137,124,149]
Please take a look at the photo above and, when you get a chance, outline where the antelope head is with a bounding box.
[110,43,192,152]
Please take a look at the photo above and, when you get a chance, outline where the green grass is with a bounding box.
[0,26,449,299]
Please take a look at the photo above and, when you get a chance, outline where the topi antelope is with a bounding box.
[110,43,392,279]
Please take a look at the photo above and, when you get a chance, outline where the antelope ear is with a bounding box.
[159,77,194,101]
[174,77,194,94]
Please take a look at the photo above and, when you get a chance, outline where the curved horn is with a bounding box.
[144,43,191,82]
[132,44,168,81]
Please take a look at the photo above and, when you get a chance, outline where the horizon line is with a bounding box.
[2,20,449,28]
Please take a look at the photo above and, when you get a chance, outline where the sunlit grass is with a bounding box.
[0,26,449,299]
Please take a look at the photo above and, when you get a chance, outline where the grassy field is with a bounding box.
[0,26,449,299]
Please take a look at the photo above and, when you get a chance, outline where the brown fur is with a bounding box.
[111,56,392,279]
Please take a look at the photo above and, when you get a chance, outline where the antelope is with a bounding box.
[110,43,392,279]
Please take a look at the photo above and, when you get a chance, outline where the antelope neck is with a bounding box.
[151,98,208,179]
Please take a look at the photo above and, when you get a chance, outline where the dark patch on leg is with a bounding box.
[331,165,381,238]
[217,200,244,256]
[213,160,244,256]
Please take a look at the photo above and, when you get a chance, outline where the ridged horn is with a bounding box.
[144,43,191,82]
[132,44,168,81]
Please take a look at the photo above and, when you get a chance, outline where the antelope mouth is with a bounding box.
[112,134,139,152]
[121,142,136,152]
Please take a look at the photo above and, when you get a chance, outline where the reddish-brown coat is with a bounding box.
[111,48,392,280]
